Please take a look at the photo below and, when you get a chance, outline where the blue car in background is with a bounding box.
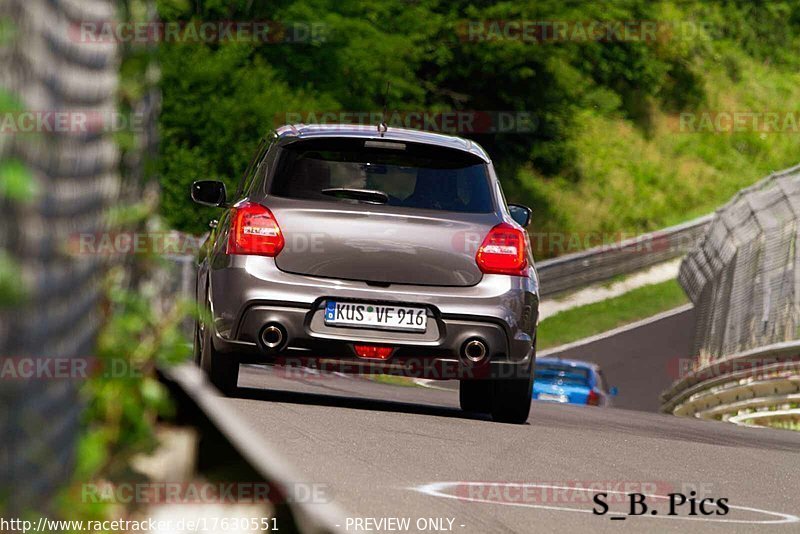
[533,357,617,407]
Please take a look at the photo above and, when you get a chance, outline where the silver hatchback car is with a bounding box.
[191,124,539,423]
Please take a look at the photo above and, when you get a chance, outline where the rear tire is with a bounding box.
[490,363,533,424]
[459,379,491,413]
[199,319,239,395]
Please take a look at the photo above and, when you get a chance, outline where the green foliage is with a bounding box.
[0,90,35,305]
[0,250,25,306]
[158,39,336,232]
[0,159,38,202]
[73,207,191,485]
[75,267,192,482]
[537,279,689,349]
[0,15,17,47]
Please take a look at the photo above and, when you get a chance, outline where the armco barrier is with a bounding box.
[160,364,343,533]
[536,214,712,297]
[661,341,800,427]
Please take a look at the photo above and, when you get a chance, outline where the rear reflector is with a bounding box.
[587,389,601,406]
[227,202,284,257]
[353,345,394,360]
[476,222,528,276]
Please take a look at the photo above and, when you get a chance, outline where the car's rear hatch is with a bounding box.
[269,198,499,286]
[263,137,499,287]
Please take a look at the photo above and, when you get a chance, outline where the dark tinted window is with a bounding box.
[270,138,493,213]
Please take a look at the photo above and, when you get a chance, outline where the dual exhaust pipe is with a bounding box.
[260,323,489,364]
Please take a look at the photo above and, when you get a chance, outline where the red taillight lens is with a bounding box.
[476,223,528,276]
[227,202,284,257]
[586,389,601,406]
[353,345,394,360]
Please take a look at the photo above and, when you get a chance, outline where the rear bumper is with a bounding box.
[207,255,539,378]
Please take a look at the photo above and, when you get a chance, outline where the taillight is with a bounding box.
[476,223,528,276]
[227,202,284,257]
[353,345,394,360]
[586,389,601,406]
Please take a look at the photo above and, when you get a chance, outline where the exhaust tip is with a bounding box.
[462,338,488,363]
[260,324,286,351]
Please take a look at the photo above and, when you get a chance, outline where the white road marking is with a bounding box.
[412,378,456,391]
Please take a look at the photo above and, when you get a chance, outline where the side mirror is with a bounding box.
[508,203,532,228]
[191,180,227,207]
[609,386,619,397]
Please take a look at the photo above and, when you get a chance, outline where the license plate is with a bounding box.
[538,393,567,402]
[324,301,427,332]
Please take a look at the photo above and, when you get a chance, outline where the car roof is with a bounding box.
[536,357,600,371]
[273,123,492,163]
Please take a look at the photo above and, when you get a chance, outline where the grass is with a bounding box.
[365,374,419,387]
[521,53,800,259]
[537,279,689,350]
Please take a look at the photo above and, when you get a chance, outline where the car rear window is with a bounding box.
[270,138,493,213]
[535,364,592,387]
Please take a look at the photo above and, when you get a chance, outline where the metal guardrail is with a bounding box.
[160,364,343,534]
[536,214,713,297]
[661,340,800,427]
[728,407,800,427]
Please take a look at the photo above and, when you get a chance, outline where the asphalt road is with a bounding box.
[414,305,698,412]
[217,363,800,534]
[540,305,697,412]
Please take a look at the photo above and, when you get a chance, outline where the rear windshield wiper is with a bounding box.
[321,188,389,204]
